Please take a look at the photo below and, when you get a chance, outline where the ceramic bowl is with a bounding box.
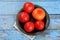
[16,5,50,35]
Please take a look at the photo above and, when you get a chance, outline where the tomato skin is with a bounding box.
[18,12,30,23]
[32,8,45,20]
[23,2,34,13]
[24,22,34,32]
[35,21,44,30]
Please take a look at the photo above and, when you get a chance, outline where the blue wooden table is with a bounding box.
[0,0,60,40]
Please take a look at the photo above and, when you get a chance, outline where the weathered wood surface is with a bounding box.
[0,0,60,2]
[0,1,60,40]
[0,2,60,15]
[0,14,60,40]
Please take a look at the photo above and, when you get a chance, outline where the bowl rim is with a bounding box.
[16,5,50,35]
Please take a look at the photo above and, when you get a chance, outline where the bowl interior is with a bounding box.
[16,5,50,35]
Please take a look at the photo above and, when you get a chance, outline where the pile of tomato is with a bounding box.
[18,2,46,33]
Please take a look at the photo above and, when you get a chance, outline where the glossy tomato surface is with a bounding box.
[35,21,44,30]
[18,12,30,23]
[24,22,34,32]
[23,2,34,13]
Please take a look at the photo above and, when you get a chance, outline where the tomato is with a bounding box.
[18,12,30,23]
[35,21,44,30]
[23,2,34,13]
[24,22,34,32]
[32,8,45,20]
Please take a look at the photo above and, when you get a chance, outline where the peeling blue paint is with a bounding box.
[0,0,60,40]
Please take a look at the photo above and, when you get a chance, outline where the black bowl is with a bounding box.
[16,5,50,35]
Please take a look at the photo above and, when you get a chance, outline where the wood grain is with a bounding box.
[0,0,60,2]
[0,2,60,14]
[0,14,60,30]
[0,14,60,40]
[0,1,60,40]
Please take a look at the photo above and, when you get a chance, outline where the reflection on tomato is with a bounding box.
[32,8,45,20]
[24,22,34,32]
[23,2,34,13]
[35,21,44,30]
[18,12,30,23]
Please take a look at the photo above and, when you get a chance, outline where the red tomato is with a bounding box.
[24,22,34,32]
[32,8,45,20]
[35,21,44,30]
[23,2,34,13]
[18,12,30,23]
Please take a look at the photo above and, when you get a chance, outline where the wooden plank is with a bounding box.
[0,30,29,40]
[0,0,60,2]
[0,15,16,30]
[34,30,60,40]
[0,14,60,40]
[0,1,60,40]
[0,29,60,40]
[0,2,60,14]
[48,14,60,30]
[0,14,60,30]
